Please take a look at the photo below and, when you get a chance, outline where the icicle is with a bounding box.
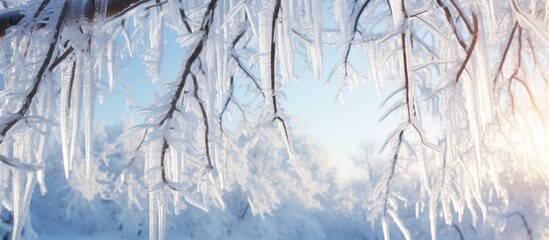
[60,60,73,178]
[11,136,37,240]
[441,191,451,225]
[417,145,433,196]
[35,75,54,195]
[473,12,493,127]
[429,197,437,240]
[83,54,95,179]
[69,58,84,175]
[382,216,390,240]
[149,192,158,240]
[107,41,115,92]
[258,1,275,106]
[145,10,164,84]
[388,210,411,240]
[366,42,383,100]
[307,0,323,80]
[11,171,37,240]
[157,197,166,240]
[276,13,291,84]
[462,74,482,176]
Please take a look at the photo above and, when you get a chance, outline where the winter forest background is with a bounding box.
[0,0,548,239]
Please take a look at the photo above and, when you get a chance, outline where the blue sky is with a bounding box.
[93,6,403,178]
[95,37,400,179]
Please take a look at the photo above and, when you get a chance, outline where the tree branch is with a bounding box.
[191,73,213,169]
[455,13,478,84]
[0,0,151,38]
[0,1,69,145]
[157,0,218,186]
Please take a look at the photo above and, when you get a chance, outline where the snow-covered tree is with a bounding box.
[0,0,547,239]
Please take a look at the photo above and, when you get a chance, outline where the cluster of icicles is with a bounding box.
[0,0,548,239]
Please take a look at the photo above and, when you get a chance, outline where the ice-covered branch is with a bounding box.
[435,0,467,49]
[455,13,478,84]
[268,0,291,145]
[156,0,218,188]
[341,0,372,80]
[0,0,150,37]
[493,21,519,85]
[191,73,213,169]
[158,0,218,127]
[177,0,192,33]
[0,1,69,145]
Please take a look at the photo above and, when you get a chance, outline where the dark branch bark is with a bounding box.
[269,0,281,115]
[267,0,290,144]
